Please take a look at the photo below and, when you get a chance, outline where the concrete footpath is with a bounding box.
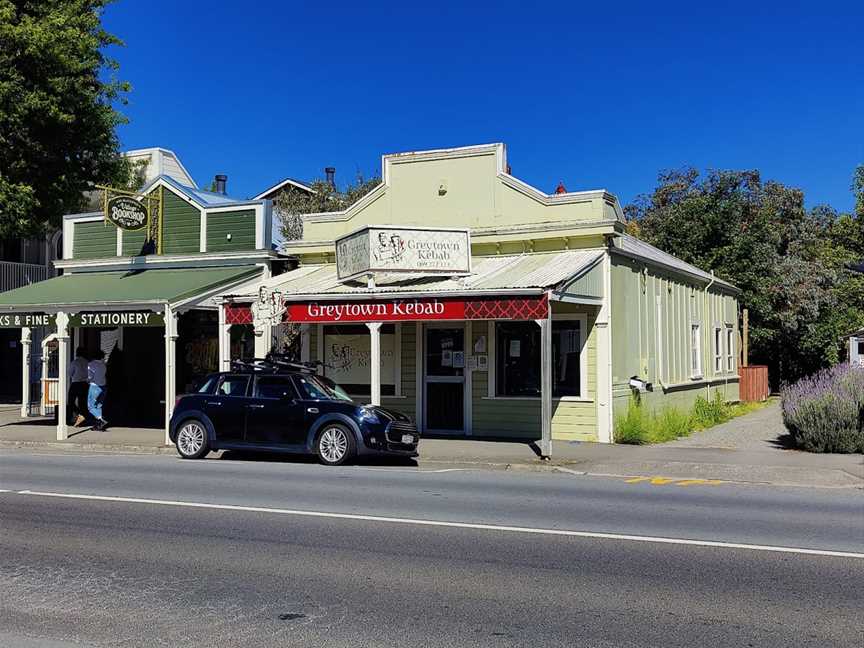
[1,404,861,489]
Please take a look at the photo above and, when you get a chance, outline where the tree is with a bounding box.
[274,174,381,243]
[626,167,862,385]
[0,0,133,238]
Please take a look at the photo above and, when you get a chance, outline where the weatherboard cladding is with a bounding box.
[207,210,257,252]
[161,188,201,255]
[122,226,149,256]
[72,221,116,259]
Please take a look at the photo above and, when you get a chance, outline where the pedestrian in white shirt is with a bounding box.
[68,348,90,426]
[87,350,108,431]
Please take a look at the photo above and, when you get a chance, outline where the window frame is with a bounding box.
[713,325,723,375]
[487,314,590,402]
[215,374,251,398]
[253,374,300,400]
[690,322,703,379]
[725,323,735,373]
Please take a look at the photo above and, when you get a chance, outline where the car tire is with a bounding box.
[315,423,356,466]
[175,419,210,460]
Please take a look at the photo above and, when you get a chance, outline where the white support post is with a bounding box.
[367,322,382,406]
[596,250,614,443]
[20,327,31,419]
[56,313,70,441]
[218,304,231,371]
[164,306,179,446]
[536,315,552,459]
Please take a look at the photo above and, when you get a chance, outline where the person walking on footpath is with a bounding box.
[68,347,90,426]
[87,349,109,431]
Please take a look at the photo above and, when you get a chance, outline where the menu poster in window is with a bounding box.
[509,340,521,358]
[323,333,396,387]
[453,351,465,369]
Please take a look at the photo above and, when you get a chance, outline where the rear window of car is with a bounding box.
[217,375,250,397]
[254,375,299,400]
[196,375,219,395]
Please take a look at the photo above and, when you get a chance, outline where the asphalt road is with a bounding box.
[1,450,862,647]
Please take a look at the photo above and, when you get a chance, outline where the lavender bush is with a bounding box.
[781,363,864,453]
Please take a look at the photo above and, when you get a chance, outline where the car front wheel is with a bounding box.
[175,420,210,459]
[316,424,356,466]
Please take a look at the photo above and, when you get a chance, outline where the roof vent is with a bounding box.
[555,181,567,194]
[325,167,336,189]
[215,174,228,195]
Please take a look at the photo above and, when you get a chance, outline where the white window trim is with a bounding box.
[690,321,703,380]
[487,314,590,401]
[725,323,735,373]
[712,324,723,375]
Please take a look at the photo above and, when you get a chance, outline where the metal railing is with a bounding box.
[0,261,54,293]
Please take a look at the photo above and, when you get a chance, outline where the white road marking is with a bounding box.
[0,489,11,493]
[13,489,864,559]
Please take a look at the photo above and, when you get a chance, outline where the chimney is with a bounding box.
[324,167,336,189]
[214,174,227,195]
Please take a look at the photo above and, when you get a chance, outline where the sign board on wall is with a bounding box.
[106,196,148,231]
[335,226,471,281]
[70,311,165,327]
[0,313,56,328]
[323,331,396,388]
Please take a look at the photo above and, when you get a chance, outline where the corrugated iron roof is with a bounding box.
[225,250,604,299]
[615,234,737,290]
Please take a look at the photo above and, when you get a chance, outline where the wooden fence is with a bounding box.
[739,365,770,402]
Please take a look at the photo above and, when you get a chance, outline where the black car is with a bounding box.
[169,359,419,465]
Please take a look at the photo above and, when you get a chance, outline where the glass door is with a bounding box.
[424,325,465,433]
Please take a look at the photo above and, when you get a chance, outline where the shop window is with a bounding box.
[725,324,735,372]
[495,319,584,398]
[322,324,396,396]
[690,323,702,378]
[196,375,218,395]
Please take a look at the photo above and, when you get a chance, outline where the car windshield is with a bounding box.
[294,375,354,402]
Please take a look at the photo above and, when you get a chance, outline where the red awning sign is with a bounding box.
[225,295,548,325]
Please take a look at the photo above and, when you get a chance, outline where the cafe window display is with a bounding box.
[322,324,396,396]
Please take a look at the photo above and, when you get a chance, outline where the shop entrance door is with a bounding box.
[424,325,465,433]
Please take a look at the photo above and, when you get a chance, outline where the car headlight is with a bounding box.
[358,408,380,424]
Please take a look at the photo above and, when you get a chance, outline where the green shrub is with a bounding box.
[692,392,732,429]
[614,399,694,444]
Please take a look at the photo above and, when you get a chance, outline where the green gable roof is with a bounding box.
[0,266,260,310]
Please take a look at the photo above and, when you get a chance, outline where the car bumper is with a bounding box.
[359,421,420,457]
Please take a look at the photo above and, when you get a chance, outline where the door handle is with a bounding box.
[205,401,222,406]
[307,407,319,414]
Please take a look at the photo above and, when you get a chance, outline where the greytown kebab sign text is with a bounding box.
[336,226,471,280]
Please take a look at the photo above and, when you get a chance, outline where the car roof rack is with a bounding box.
[229,356,321,374]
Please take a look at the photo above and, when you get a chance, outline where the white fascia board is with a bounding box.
[224,287,545,304]
[254,178,315,200]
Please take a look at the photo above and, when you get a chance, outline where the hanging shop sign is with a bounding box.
[336,226,471,281]
[0,313,56,328]
[106,196,148,231]
[70,311,165,328]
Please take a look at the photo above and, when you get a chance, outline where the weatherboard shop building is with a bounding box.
[221,143,742,456]
[0,172,288,443]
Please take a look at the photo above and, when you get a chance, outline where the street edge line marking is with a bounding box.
[13,490,864,560]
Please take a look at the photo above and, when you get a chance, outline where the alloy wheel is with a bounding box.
[178,422,205,457]
[320,426,348,463]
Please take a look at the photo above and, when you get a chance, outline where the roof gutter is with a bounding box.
[223,287,546,304]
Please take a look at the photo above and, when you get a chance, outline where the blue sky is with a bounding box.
[103,1,863,211]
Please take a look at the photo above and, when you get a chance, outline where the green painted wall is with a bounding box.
[122,227,149,256]
[382,322,416,419]
[207,210,256,252]
[610,255,740,426]
[72,221,116,259]
[161,188,201,255]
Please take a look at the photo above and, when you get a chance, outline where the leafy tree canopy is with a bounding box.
[626,167,864,384]
[274,174,381,243]
[0,0,133,238]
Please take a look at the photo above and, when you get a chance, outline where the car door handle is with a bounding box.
[247,404,264,409]
[205,401,222,406]
[307,407,319,414]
